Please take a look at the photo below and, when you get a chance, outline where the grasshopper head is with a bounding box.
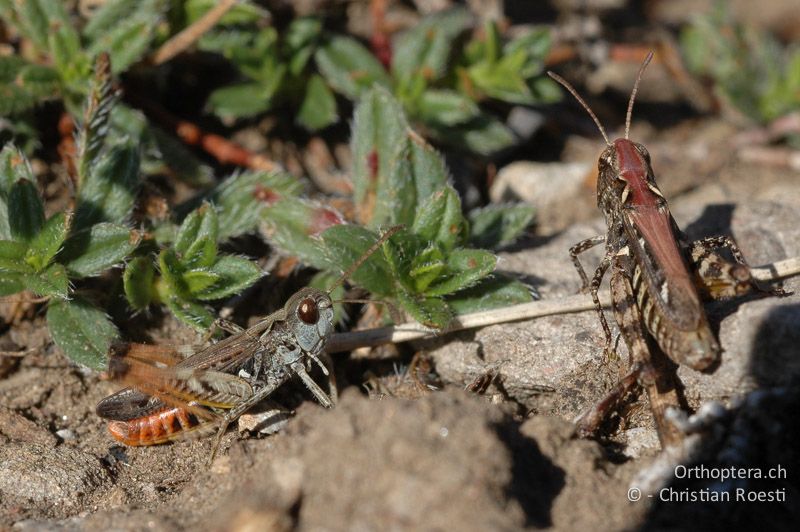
[286,287,335,352]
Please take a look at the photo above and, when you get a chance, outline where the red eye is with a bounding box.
[298,298,319,324]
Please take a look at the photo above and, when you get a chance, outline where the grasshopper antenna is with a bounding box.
[326,225,403,295]
[625,51,654,140]
[547,70,611,147]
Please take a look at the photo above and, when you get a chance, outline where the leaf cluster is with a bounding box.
[197,5,559,154]
[256,88,535,328]
[681,2,800,125]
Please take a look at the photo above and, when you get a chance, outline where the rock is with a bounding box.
[292,390,531,531]
[0,443,109,516]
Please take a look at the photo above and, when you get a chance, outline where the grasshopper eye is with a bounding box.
[298,298,319,324]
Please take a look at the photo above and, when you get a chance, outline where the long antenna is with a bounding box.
[547,71,611,146]
[625,51,654,140]
[326,225,403,294]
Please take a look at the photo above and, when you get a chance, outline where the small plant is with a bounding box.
[123,202,261,331]
[681,2,800,125]
[197,5,560,154]
[0,56,141,369]
[245,88,535,327]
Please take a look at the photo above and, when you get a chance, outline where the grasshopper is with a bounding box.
[96,225,401,458]
[548,53,769,446]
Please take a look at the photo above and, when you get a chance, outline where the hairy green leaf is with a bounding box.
[0,271,26,296]
[193,255,262,300]
[415,89,479,126]
[206,82,274,120]
[75,141,140,230]
[174,203,218,268]
[425,248,496,297]
[0,56,60,115]
[468,203,534,248]
[412,185,466,252]
[319,224,394,296]
[392,8,472,83]
[261,196,343,269]
[350,87,412,227]
[27,211,70,270]
[315,35,390,99]
[184,170,303,240]
[123,255,154,309]
[61,223,141,278]
[164,296,214,331]
[297,74,338,130]
[159,248,189,299]
[47,297,118,370]
[8,179,45,243]
[24,262,69,298]
[447,274,533,314]
[396,291,452,329]
[0,240,31,273]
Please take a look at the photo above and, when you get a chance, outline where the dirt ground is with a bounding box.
[2,107,799,530]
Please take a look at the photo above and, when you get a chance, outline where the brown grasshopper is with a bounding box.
[548,53,768,446]
[96,226,401,458]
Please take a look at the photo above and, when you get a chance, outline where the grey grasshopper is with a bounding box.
[96,225,401,457]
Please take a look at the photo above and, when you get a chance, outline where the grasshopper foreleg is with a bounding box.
[570,235,607,291]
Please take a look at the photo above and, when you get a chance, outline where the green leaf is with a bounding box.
[408,243,446,293]
[164,296,214,332]
[430,113,516,155]
[123,255,154,309]
[468,203,534,248]
[26,211,70,270]
[206,82,273,120]
[504,27,551,67]
[75,141,140,230]
[350,87,412,227]
[193,255,262,300]
[0,56,60,115]
[12,0,72,52]
[8,179,45,243]
[183,269,221,295]
[388,135,450,228]
[392,7,472,83]
[86,3,164,73]
[396,291,452,329]
[159,248,189,299]
[447,274,533,314]
[425,248,496,297]
[174,203,218,268]
[60,223,141,278]
[286,16,322,75]
[412,185,466,252]
[381,228,422,293]
[261,196,343,269]
[0,240,31,273]
[315,35,390,99]
[185,170,303,240]
[48,19,89,87]
[24,262,69,299]
[185,0,267,26]
[47,297,118,370]
[319,224,394,296]
[415,89,479,126]
[0,271,26,296]
[297,74,338,131]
